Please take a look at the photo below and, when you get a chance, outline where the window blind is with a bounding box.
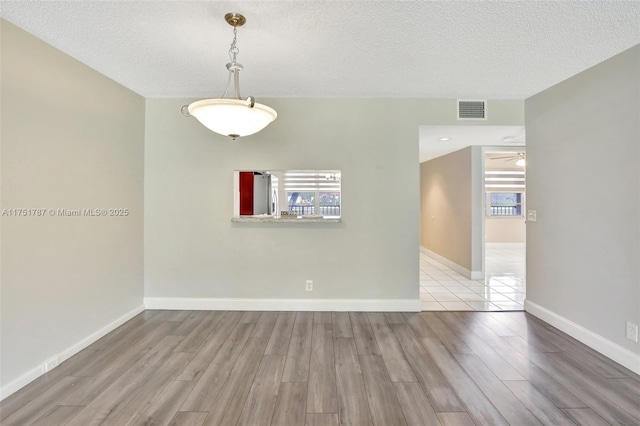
[284,171,341,192]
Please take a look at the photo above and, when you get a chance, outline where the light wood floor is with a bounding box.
[1,310,639,425]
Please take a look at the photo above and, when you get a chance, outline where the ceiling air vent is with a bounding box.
[457,99,487,120]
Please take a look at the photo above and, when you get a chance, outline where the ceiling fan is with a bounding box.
[489,152,525,166]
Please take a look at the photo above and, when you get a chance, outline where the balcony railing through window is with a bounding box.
[490,206,520,216]
[288,205,341,216]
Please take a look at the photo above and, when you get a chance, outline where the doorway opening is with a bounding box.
[482,148,526,310]
[418,125,526,311]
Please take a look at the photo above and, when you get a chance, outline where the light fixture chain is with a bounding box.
[229,27,239,62]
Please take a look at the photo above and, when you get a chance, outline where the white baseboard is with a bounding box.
[485,242,526,248]
[524,300,640,375]
[144,297,420,312]
[420,247,483,280]
[0,304,145,401]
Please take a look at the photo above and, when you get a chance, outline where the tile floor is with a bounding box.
[420,243,526,311]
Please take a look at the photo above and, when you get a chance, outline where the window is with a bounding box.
[285,171,341,217]
[486,192,523,216]
[287,191,315,215]
[319,191,341,216]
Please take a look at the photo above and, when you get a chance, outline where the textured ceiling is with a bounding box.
[1,1,639,99]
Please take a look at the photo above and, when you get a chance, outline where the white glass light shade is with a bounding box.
[516,158,525,167]
[188,98,277,138]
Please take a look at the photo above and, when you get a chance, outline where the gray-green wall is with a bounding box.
[526,45,640,362]
[144,98,422,304]
[0,20,145,394]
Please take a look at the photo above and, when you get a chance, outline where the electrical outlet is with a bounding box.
[305,280,313,291]
[626,322,638,343]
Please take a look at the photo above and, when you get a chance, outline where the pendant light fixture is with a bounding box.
[182,13,277,140]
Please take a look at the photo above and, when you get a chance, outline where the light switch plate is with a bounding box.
[527,210,537,222]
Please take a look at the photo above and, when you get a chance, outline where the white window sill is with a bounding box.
[231,216,341,223]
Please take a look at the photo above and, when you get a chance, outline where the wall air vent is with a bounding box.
[457,99,487,120]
